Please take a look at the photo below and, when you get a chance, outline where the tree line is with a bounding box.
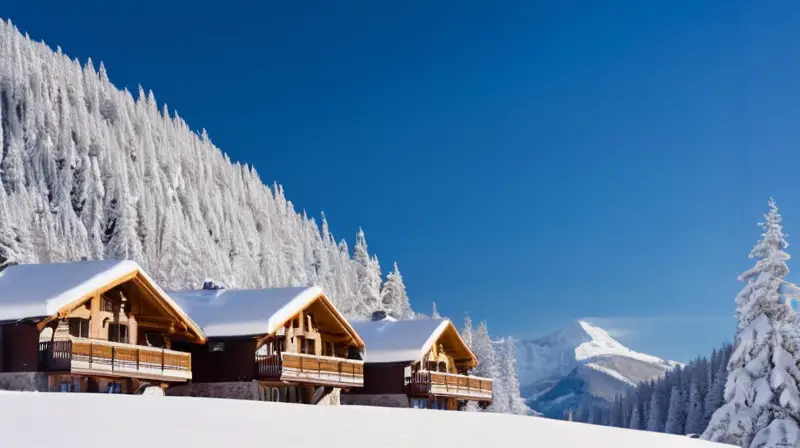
[571,342,733,436]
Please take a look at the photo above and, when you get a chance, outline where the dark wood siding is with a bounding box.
[0,322,40,372]
[345,362,408,395]
[173,338,257,383]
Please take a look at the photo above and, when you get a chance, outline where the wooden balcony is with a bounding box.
[255,352,364,388]
[38,338,192,382]
[405,370,493,402]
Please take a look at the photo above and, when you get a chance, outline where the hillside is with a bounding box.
[0,392,725,447]
[517,321,680,418]
[0,19,408,319]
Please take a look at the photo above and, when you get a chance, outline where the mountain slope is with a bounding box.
[517,321,680,418]
[0,19,408,318]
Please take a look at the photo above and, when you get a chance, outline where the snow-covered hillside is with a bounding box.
[0,19,412,320]
[517,321,680,417]
[0,392,724,447]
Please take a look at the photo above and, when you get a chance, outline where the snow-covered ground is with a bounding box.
[0,391,724,447]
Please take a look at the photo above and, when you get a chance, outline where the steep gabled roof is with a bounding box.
[169,286,363,346]
[351,318,477,366]
[0,260,204,340]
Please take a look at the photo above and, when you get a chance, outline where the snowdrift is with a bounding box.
[0,392,724,447]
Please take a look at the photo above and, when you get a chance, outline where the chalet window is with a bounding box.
[102,297,115,313]
[210,342,225,352]
[292,318,299,328]
[323,341,334,357]
[347,346,361,360]
[107,323,127,343]
[303,338,315,355]
[144,333,165,348]
[68,318,89,338]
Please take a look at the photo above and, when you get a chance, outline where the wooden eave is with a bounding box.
[35,269,205,343]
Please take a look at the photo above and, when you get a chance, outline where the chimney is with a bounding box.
[202,279,224,290]
[371,310,388,322]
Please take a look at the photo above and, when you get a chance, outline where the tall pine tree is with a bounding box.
[703,199,800,447]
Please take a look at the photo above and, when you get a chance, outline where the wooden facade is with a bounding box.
[343,319,493,410]
[178,290,365,400]
[0,265,204,390]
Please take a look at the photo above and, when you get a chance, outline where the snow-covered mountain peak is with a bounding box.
[517,320,683,416]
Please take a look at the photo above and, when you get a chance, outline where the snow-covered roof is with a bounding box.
[351,318,476,365]
[0,260,205,339]
[169,286,363,345]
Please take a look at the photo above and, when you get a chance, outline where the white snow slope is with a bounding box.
[0,391,723,448]
[518,321,682,416]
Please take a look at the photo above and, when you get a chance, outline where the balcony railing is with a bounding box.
[255,352,363,387]
[38,338,192,382]
[405,370,493,401]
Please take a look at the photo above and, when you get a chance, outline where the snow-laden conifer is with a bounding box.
[703,199,800,447]
[685,380,705,435]
[629,404,642,430]
[646,390,664,432]
[664,386,685,435]
[380,262,411,318]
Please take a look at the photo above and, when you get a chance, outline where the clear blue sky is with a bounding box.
[7,0,800,362]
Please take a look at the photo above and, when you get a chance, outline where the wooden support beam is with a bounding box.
[89,295,101,339]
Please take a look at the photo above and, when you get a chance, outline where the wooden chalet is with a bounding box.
[341,312,492,410]
[0,260,205,393]
[169,286,365,404]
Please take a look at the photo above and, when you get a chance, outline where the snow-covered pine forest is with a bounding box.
[0,19,411,319]
[570,342,734,435]
[0,19,528,414]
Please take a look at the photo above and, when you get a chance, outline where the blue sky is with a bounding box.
[7,0,800,362]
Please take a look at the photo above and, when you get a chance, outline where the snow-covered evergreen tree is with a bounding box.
[380,262,411,318]
[685,380,705,435]
[353,228,381,317]
[664,386,685,435]
[704,353,727,429]
[471,321,496,381]
[497,337,528,415]
[629,404,643,430]
[431,302,441,319]
[646,390,664,432]
[703,199,800,447]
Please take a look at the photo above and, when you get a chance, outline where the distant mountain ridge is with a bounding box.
[517,321,680,418]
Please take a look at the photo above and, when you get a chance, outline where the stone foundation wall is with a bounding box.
[165,382,262,400]
[340,393,410,408]
[0,372,49,392]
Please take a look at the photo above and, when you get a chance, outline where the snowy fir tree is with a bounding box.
[664,386,685,435]
[353,229,381,317]
[497,337,528,415]
[685,381,705,435]
[431,302,441,319]
[646,390,664,432]
[380,262,412,319]
[459,317,527,415]
[629,404,642,430]
[703,199,800,447]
